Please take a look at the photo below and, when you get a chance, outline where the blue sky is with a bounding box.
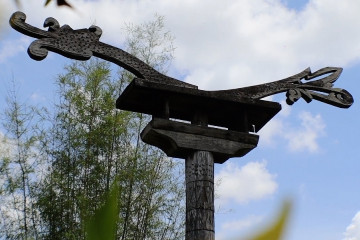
[1,0,360,239]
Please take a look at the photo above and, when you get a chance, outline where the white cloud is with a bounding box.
[284,111,325,152]
[215,161,277,205]
[257,100,290,146]
[0,1,7,36]
[0,131,11,156]
[222,215,264,231]
[279,100,292,117]
[0,0,348,151]
[3,0,360,90]
[30,92,46,102]
[217,215,264,240]
[343,211,360,240]
[258,97,326,152]
[258,117,284,146]
[0,37,30,63]
[3,0,337,152]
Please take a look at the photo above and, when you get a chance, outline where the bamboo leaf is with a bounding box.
[85,181,119,240]
[247,200,292,240]
[44,0,52,6]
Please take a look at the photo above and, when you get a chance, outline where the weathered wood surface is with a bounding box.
[10,12,354,113]
[141,118,259,163]
[10,12,355,240]
[117,78,282,132]
[10,12,196,89]
[215,67,353,108]
[186,151,215,240]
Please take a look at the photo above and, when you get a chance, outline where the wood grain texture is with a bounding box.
[186,151,214,240]
[141,118,259,163]
[117,78,281,132]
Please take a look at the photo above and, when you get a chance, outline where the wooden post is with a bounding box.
[141,115,261,239]
[186,151,214,240]
[184,113,214,239]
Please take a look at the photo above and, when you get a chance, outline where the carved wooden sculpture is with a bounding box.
[10,11,354,240]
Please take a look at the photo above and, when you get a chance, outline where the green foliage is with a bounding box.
[124,14,175,72]
[0,81,44,239]
[34,13,184,240]
[35,58,184,239]
[0,7,294,239]
[1,15,185,240]
[85,179,119,240]
[84,190,291,240]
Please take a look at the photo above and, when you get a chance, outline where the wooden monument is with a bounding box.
[10,11,354,240]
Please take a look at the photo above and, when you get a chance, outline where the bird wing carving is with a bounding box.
[213,67,353,108]
[10,11,353,108]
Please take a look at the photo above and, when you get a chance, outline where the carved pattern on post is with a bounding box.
[186,151,215,240]
[10,11,354,108]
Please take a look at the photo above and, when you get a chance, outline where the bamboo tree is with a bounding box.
[1,14,185,240]
[35,15,185,240]
[37,57,185,239]
[0,82,42,239]
[117,15,184,240]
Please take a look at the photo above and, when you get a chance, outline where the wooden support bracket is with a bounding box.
[141,118,259,164]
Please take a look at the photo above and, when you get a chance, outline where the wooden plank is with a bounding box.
[117,78,281,132]
[141,118,259,163]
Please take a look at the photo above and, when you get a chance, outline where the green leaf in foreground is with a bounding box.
[85,181,119,240]
[248,200,292,240]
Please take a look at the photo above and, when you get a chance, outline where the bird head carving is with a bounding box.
[10,11,102,61]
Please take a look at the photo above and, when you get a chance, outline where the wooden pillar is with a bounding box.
[185,151,214,240]
[141,117,260,240]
